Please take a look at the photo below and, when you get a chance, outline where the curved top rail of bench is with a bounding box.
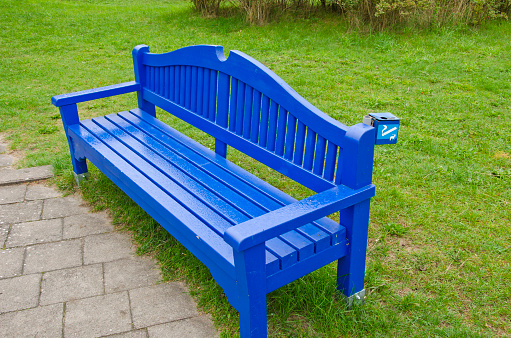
[137,44,349,143]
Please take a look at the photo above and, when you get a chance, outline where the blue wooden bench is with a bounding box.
[52,45,377,337]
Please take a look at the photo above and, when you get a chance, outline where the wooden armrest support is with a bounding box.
[224,184,375,251]
[51,81,141,107]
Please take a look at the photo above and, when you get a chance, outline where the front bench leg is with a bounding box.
[59,104,89,185]
[337,198,371,308]
[233,243,267,337]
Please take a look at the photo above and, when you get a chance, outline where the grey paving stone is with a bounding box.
[24,239,82,274]
[130,282,198,329]
[42,195,88,219]
[84,232,134,265]
[104,256,161,294]
[25,184,62,200]
[102,329,148,338]
[0,165,53,186]
[147,315,219,338]
[0,303,63,338]
[0,274,41,313]
[63,211,113,239]
[0,154,13,167]
[64,292,132,338]
[0,200,42,225]
[0,185,26,205]
[5,218,62,248]
[40,264,103,305]
[0,247,24,279]
[0,143,6,153]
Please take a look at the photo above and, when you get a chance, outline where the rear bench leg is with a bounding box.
[59,104,89,185]
[233,244,267,337]
[337,199,371,308]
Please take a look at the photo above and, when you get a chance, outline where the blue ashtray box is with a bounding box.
[363,112,400,145]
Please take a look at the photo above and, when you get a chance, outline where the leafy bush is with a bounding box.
[339,0,511,30]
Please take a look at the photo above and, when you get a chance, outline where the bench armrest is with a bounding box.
[224,184,376,251]
[51,81,141,107]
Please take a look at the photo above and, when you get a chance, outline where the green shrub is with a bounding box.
[339,0,511,30]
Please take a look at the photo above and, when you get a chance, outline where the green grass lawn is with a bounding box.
[1,0,510,336]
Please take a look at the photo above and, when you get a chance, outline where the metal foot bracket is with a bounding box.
[345,289,365,309]
[74,172,90,187]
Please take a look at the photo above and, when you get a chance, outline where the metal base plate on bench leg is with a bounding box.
[345,289,365,309]
[74,172,90,186]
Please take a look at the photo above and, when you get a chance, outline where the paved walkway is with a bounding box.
[0,135,218,337]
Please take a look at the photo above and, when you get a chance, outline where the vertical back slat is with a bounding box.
[275,107,288,156]
[284,114,297,160]
[334,148,344,184]
[303,128,316,170]
[228,78,238,132]
[145,66,150,91]
[202,68,210,117]
[242,86,253,139]
[174,66,180,105]
[197,67,204,116]
[185,66,191,109]
[190,67,197,112]
[179,66,186,106]
[313,135,327,175]
[209,70,217,122]
[154,67,160,94]
[293,120,306,165]
[164,67,170,99]
[250,90,262,143]
[149,66,155,91]
[217,72,230,128]
[160,67,165,95]
[235,82,245,135]
[168,66,175,101]
[156,67,160,93]
[323,142,337,181]
[259,95,270,148]
[267,101,279,152]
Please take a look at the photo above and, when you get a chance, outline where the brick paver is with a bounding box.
[0,303,64,338]
[24,239,82,274]
[5,218,62,248]
[0,274,41,313]
[0,247,24,278]
[0,185,26,204]
[64,292,132,337]
[0,200,43,225]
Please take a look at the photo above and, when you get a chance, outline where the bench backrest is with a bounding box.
[133,45,374,193]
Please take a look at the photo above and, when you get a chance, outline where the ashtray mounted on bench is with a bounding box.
[51,45,399,337]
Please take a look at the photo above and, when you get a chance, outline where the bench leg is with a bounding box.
[233,244,267,338]
[337,199,371,308]
[58,104,89,186]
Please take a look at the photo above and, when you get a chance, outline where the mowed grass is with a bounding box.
[1,0,510,336]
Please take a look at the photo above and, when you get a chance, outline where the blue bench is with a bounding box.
[52,45,377,337]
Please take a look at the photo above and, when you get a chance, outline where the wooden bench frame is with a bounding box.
[52,45,377,337]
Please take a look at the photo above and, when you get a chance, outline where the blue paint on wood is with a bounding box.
[52,44,380,337]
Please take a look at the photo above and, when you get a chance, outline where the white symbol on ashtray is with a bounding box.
[390,135,396,141]
[382,125,398,137]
